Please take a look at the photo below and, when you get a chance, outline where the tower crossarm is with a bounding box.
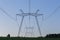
[16,13,43,16]
[31,14,43,16]
[16,13,28,16]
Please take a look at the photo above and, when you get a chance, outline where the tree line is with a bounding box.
[6,33,60,38]
[45,33,60,38]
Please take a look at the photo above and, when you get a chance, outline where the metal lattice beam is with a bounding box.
[17,16,24,37]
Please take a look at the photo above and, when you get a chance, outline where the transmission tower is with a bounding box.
[16,0,43,37]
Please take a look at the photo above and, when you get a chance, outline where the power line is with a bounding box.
[44,6,60,21]
[0,8,16,21]
[0,8,20,27]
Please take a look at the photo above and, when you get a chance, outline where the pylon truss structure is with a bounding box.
[16,9,43,37]
[25,27,34,37]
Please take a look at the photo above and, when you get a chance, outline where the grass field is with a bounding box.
[0,37,60,40]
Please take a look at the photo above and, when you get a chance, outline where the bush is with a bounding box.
[7,34,10,38]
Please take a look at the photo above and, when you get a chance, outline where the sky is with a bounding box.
[0,0,60,37]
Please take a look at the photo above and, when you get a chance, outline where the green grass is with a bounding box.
[0,37,60,40]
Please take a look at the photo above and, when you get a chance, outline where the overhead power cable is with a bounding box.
[44,6,60,21]
[0,8,20,28]
[0,8,16,21]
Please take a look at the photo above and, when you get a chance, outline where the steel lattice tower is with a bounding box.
[16,0,43,37]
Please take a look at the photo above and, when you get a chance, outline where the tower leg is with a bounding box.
[18,16,24,37]
[35,16,42,37]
